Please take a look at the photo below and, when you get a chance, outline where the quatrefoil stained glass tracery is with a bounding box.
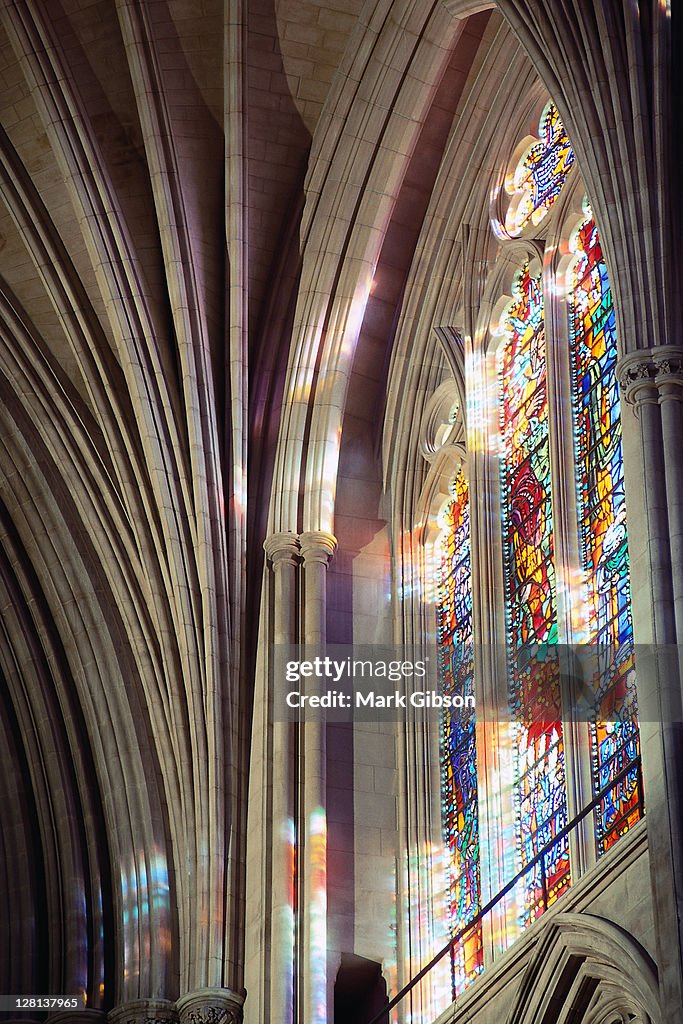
[499,101,575,238]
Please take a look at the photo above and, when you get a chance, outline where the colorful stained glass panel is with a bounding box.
[504,102,575,238]
[569,212,642,851]
[499,262,570,924]
[436,469,483,995]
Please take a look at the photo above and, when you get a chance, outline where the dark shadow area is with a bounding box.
[334,954,388,1024]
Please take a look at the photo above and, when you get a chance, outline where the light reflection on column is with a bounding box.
[276,816,296,1021]
[120,848,170,986]
[402,843,451,1024]
[72,880,88,1002]
[309,807,327,1024]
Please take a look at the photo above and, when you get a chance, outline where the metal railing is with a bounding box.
[367,756,644,1024]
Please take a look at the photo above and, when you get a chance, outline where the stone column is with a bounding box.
[48,1013,105,1024]
[298,531,336,1024]
[263,533,300,1024]
[617,346,683,1019]
[107,1000,176,1024]
[176,990,243,1024]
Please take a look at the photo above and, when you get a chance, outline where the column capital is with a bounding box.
[263,531,300,566]
[108,1001,176,1024]
[617,345,683,408]
[299,530,337,566]
[51,1014,106,1024]
[176,989,244,1024]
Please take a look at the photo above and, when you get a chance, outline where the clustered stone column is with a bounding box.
[104,528,336,1024]
[299,531,336,1024]
[45,1010,105,1024]
[617,345,683,1018]
[262,529,336,1024]
[262,532,300,1024]
[107,992,243,1024]
[618,347,683,643]
[108,999,177,1024]
[176,989,244,1024]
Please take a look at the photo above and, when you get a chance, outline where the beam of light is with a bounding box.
[120,857,138,984]
[150,848,171,954]
[318,427,342,535]
[480,721,524,954]
[97,883,104,1000]
[401,843,452,1024]
[399,524,429,603]
[309,806,327,1024]
[309,807,327,1024]
[383,885,398,1024]
[72,878,88,995]
[466,345,500,456]
[279,817,295,1021]
[231,462,246,520]
[120,849,170,985]
[557,563,590,643]
[315,269,374,533]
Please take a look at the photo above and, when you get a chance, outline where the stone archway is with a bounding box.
[507,913,661,1024]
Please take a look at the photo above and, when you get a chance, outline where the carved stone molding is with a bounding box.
[263,530,300,567]
[108,1000,177,1024]
[507,913,660,1024]
[418,379,465,463]
[299,530,337,567]
[616,346,683,409]
[49,1013,106,1024]
[582,987,651,1024]
[175,989,244,1024]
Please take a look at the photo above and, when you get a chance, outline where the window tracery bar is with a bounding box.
[569,213,642,852]
[436,468,483,994]
[498,262,570,925]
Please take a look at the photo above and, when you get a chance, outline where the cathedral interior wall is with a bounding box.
[0,1,679,1023]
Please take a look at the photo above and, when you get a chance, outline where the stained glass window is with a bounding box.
[431,104,643,1009]
[498,262,570,925]
[569,210,642,852]
[503,101,575,238]
[436,468,483,995]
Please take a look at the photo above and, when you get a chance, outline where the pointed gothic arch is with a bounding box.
[508,913,660,1024]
